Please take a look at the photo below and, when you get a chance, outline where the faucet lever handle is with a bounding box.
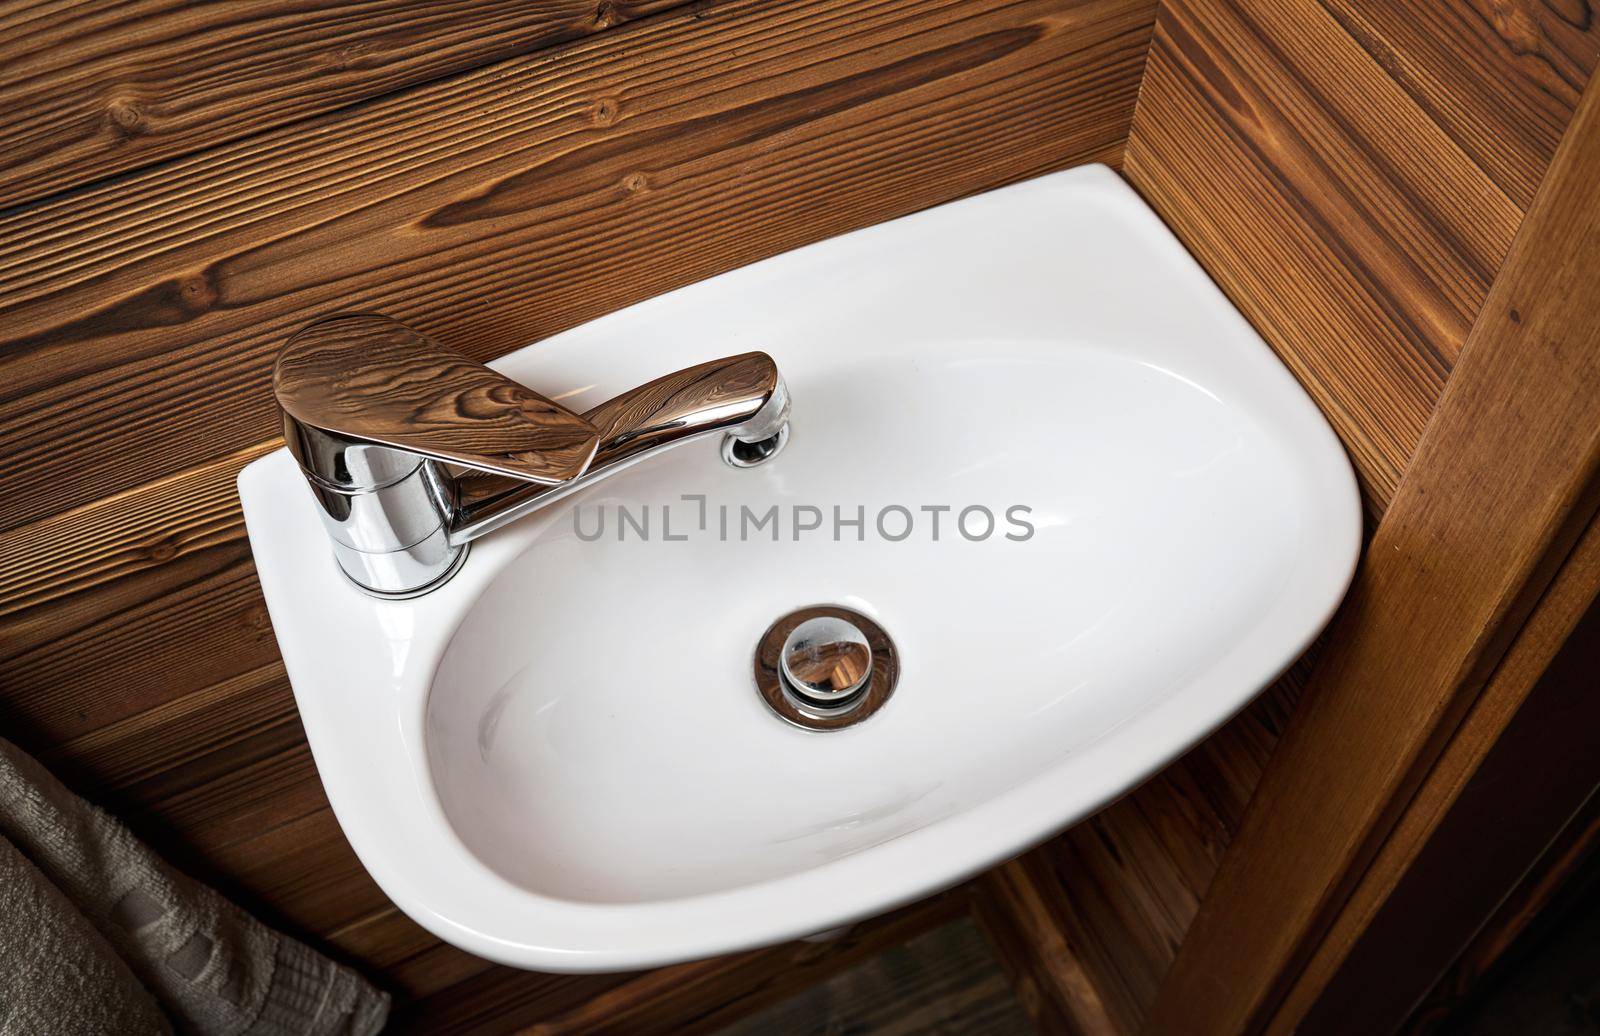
[274,314,600,486]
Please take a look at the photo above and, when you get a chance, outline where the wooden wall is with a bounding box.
[0,0,1162,1029]
[1097,0,1599,1030]
[3,0,1595,1030]
[917,3,1600,1030]
[1124,0,1598,516]
[0,0,688,210]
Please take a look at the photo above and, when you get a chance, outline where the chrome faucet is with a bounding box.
[273,313,789,597]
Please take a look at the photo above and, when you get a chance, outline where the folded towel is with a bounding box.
[0,737,389,1035]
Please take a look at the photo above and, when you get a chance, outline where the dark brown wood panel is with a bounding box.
[0,0,1163,1029]
[10,0,1590,1027]
[1319,0,1600,210]
[975,855,1121,1035]
[716,915,1035,1035]
[1117,0,1599,1030]
[332,908,510,1003]
[391,892,970,1034]
[0,0,689,210]
[1404,794,1600,1033]
[1279,490,1600,1027]
[1300,576,1600,1035]
[975,667,1306,1035]
[0,0,1156,535]
[1145,71,1600,1034]
[1124,0,1598,515]
[0,444,277,745]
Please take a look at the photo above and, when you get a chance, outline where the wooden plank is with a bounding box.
[716,916,1034,1035]
[1279,501,1600,1029]
[1144,72,1600,1036]
[0,0,1157,535]
[328,907,496,1001]
[1123,0,1535,514]
[0,443,279,743]
[1297,574,1600,1035]
[974,855,1122,1035]
[202,807,394,936]
[0,0,689,209]
[968,666,1308,1035]
[116,713,321,861]
[389,891,969,1034]
[34,659,294,796]
[1318,0,1600,210]
[1402,794,1600,1033]
[0,0,1161,1026]
[391,967,635,1035]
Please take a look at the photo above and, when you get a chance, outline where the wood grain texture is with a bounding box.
[1403,793,1600,1034]
[0,0,1156,535]
[276,313,601,483]
[1145,71,1600,1035]
[1124,0,1598,515]
[1281,502,1600,1031]
[1318,0,1600,210]
[0,0,688,210]
[393,892,971,1034]
[0,444,280,745]
[10,0,1592,1027]
[975,856,1121,1035]
[1299,570,1600,1035]
[0,0,1162,1029]
[1120,1,1599,1025]
[716,916,1035,1036]
[973,667,1306,1035]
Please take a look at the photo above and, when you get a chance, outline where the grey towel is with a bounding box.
[0,737,389,1035]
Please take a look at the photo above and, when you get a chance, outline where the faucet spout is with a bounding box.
[450,352,789,543]
[273,314,788,597]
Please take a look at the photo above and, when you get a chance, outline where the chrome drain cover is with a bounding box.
[754,605,898,731]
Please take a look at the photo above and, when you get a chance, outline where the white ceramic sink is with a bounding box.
[239,165,1360,971]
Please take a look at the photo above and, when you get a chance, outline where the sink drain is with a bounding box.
[754,605,898,731]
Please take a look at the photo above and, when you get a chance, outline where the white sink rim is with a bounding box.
[238,165,1362,972]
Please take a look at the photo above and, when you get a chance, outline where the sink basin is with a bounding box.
[238,164,1360,971]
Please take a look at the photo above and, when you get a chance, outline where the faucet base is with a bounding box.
[333,533,469,599]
